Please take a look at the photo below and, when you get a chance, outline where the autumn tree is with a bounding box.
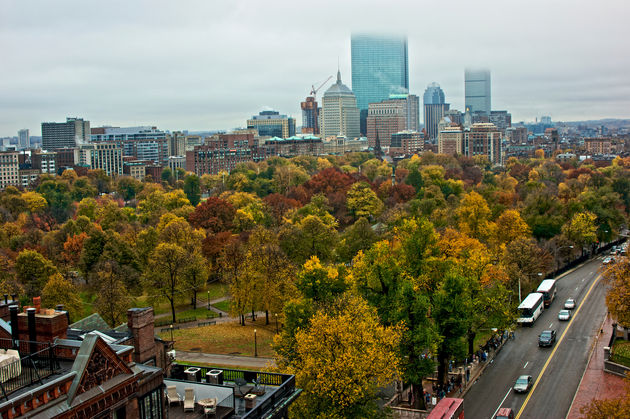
[280,214,338,264]
[145,243,188,323]
[116,177,143,201]
[346,181,384,220]
[182,249,208,309]
[603,257,630,328]
[457,191,493,241]
[41,273,83,322]
[15,249,59,298]
[93,261,132,327]
[281,294,403,419]
[562,211,598,254]
[188,196,235,233]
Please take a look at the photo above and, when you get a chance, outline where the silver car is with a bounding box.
[564,298,576,309]
[558,309,571,321]
[514,375,532,393]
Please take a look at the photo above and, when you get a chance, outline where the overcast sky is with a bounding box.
[1,0,629,136]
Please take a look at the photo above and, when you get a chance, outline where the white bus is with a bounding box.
[517,292,545,326]
[536,279,557,308]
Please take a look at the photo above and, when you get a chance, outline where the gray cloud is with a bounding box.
[1,0,629,136]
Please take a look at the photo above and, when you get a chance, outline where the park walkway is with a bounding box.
[175,350,276,369]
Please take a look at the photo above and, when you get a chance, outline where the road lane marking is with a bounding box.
[549,322,553,328]
[515,273,602,419]
[523,361,528,368]
[575,286,578,290]
[492,388,513,419]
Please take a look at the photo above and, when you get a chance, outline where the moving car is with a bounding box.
[496,407,515,419]
[539,330,557,347]
[603,257,613,265]
[564,298,576,309]
[558,309,571,321]
[514,375,533,393]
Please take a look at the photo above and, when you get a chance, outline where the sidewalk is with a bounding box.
[567,314,627,418]
[175,350,276,369]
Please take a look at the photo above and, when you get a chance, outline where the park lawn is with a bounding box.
[135,282,229,316]
[212,299,231,312]
[161,319,276,358]
[174,359,258,372]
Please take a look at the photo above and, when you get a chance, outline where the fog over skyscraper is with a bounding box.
[465,69,491,115]
[351,34,409,134]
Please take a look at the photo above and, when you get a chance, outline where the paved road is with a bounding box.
[463,257,609,419]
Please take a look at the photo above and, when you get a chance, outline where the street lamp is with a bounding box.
[275,313,279,334]
[207,290,210,309]
[554,245,574,274]
[254,329,258,357]
[169,324,174,342]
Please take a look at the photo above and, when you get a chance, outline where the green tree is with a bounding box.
[93,261,132,327]
[562,211,598,254]
[116,176,143,201]
[183,174,201,206]
[15,249,59,298]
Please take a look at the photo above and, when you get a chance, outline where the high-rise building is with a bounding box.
[91,126,168,164]
[423,83,450,140]
[390,131,423,155]
[247,111,296,139]
[18,129,29,149]
[438,125,463,156]
[0,151,20,189]
[301,96,320,134]
[78,142,123,176]
[320,71,361,139]
[168,131,187,157]
[41,117,90,150]
[31,150,57,175]
[465,69,491,115]
[463,123,503,165]
[351,34,409,134]
[366,94,419,148]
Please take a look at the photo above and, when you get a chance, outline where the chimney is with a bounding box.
[11,294,17,304]
[9,305,19,349]
[33,296,41,313]
[27,308,37,354]
[3,294,7,304]
[127,308,156,365]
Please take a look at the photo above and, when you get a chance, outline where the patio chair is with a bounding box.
[183,388,195,412]
[203,398,217,417]
[166,385,182,406]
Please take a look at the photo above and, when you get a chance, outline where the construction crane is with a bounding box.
[309,75,333,101]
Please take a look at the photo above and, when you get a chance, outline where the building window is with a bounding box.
[138,387,163,419]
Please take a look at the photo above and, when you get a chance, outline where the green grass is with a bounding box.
[79,291,96,318]
[212,299,231,312]
[612,340,630,367]
[176,307,218,319]
[173,360,257,372]
[206,282,229,300]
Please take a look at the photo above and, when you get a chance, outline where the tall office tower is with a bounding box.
[423,83,450,140]
[320,71,361,139]
[464,69,491,115]
[351,34,409,134]
[18,129,29,149]
[168,131,187,157]
[463,123,503,165]
[41,117,90,150]
[366,94,419,148]
[301,97,319,134]
[247,110,296,138]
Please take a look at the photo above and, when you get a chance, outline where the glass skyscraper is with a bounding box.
[351,34,409,134]
[465,69,491,115]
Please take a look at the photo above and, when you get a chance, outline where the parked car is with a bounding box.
[603,257,613,265]
[514,375,533,393]
[558,309,571,321]
[564,298,576,309]
[539,330,556,347]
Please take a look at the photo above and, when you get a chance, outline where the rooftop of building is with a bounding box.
[323,70,354,97]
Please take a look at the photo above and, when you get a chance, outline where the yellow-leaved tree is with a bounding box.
[287,294,403,419]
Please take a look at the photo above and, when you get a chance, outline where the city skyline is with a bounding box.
[1,0,629,136]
